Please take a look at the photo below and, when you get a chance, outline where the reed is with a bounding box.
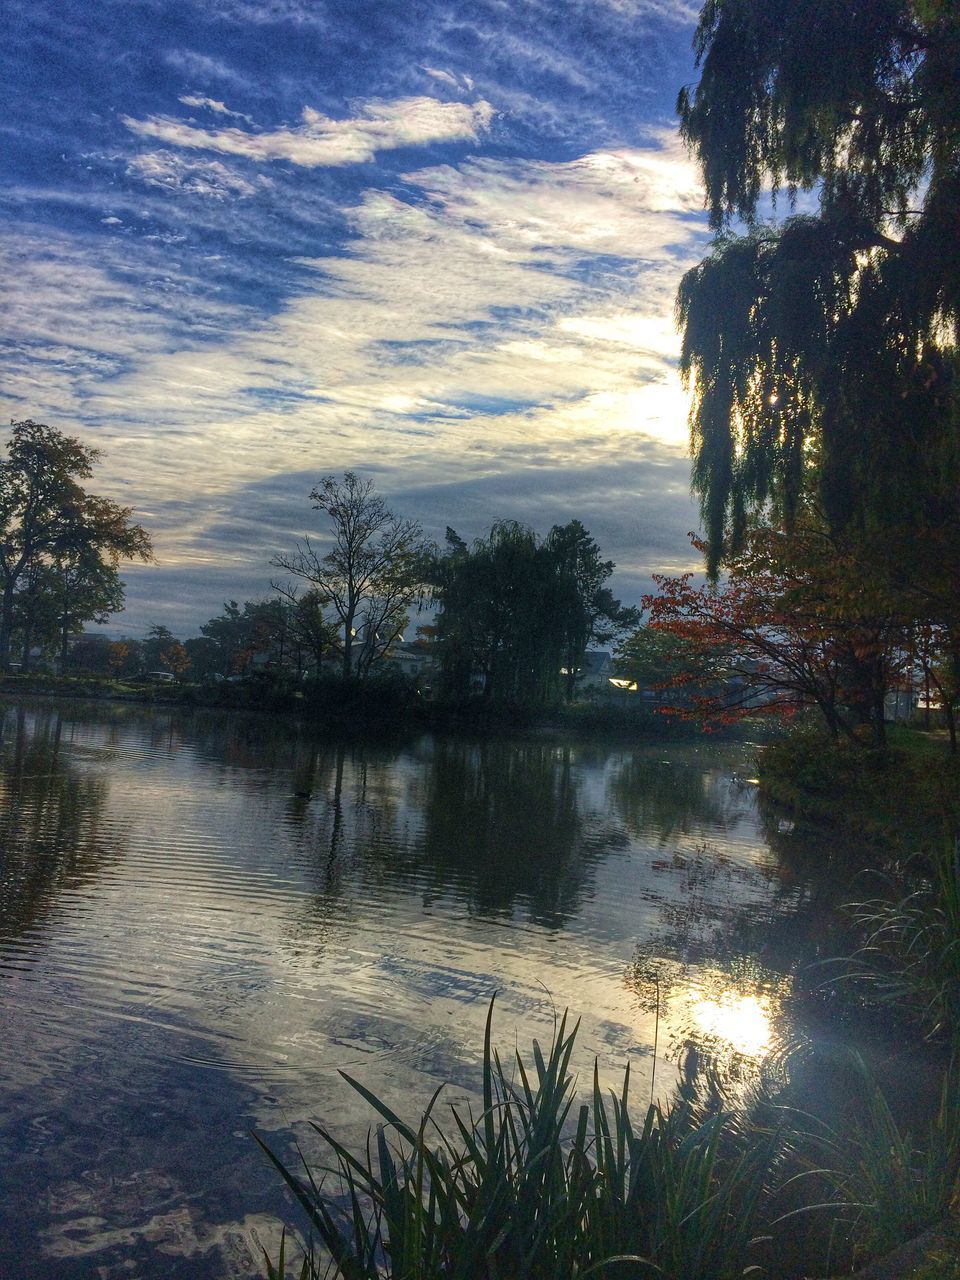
[257,1000,790,1280]
[818,1055,960,1261]
[845,841,960,1041]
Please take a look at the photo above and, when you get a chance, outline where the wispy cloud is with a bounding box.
[40,135,702,522]
[421,66,474,91]
[127,150,267,198]
[178,95,253,122]
[123,97,495,168]
[4,0,709,631]
[163,48,252,90]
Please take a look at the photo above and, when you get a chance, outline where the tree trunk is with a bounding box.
[341,606,355,678]
[945,698,957,755]
[60,616,71,673]
[21,621,34,672]
[0,581,14,672]
[873,659,887,747]
[565,653,577,702]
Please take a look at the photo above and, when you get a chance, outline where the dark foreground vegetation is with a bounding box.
[258,1000,960,1280]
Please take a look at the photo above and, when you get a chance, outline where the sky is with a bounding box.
[4,0,711,638]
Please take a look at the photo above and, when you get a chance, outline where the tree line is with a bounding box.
[2,445,640,705]
[173,475,638,704]
[6,416,957,739]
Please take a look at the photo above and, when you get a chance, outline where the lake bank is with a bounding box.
[0,670,754,744]
[758,725,960,852]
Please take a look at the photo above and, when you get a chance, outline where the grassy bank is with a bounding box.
[759,724,960,1043]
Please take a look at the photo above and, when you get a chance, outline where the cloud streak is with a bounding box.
[3,126,707,627]
[127,150,267,198]
[123,97,495,169]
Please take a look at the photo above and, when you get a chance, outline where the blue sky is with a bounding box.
[5,0,710,637]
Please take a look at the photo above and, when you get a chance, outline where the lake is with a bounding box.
[0,700,885,1278]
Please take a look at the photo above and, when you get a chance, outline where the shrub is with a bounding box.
[818,1055,960,1262]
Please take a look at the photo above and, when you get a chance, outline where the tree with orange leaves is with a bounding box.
[643,516,912,745]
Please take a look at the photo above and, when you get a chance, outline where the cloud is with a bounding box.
[593,0,700,17]
[4,117,706,637]
[162,48,251,90]
[127,150,264,199]
[0,224,253,432]
[122,97,496,169]
[406,136,704,254]
[178,95,254,123]
[421,67,459,89]
[5,129,705,501]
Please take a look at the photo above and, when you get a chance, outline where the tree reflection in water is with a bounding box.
[0,705,125,947]
[406,738,625,927]
[607,755,747,842]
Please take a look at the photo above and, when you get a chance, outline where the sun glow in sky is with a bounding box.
[4,0,709,633]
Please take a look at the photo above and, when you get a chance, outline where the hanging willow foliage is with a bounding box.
[676,0,960,574]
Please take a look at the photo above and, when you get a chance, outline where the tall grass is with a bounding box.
[257,1000,791,1280]
[818,1055,960,1262]
[845,841,960,1040]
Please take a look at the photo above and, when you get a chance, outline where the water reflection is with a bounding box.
[0,703,875,1279]
[607,755,745,841]
[0,705,125,950]
[624,838,805,1082]
[401,739,599,925]
[689,989,774,1058]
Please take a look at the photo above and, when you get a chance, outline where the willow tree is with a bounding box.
[677,0,960,577]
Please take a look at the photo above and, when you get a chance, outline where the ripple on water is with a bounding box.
[0,706,855,1279]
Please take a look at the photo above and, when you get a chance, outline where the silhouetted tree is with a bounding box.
[677,0,959,574]
[0,420,152,669]
[546,520,639,699]
[270,586,338,676]
[614,625,706,698]
[430,520,635,703]
[142,624,190,678]
[271,473,427,678]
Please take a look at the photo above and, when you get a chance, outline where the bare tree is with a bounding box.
[271,473,426,678]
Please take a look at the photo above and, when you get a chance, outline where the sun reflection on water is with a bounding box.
[688,990,774,1058]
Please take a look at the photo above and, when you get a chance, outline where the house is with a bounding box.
[387,642,438,684]
[578,650,614,689]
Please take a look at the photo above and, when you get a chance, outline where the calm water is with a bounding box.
[0,701,862,1277]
